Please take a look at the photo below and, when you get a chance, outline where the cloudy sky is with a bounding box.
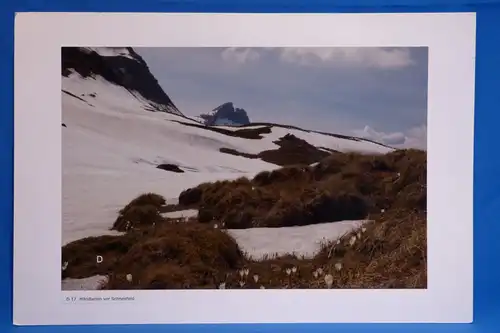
[135,47,428,150]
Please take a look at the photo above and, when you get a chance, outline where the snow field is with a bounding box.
[162,209,199,219]
[62,275,108,291]
[62,74,280,245]
[227,220,367,260]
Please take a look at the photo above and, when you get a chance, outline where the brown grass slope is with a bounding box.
[179,149,426,229]
[62,149,426,289]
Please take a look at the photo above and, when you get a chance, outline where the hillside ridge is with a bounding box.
[62,47,182,115]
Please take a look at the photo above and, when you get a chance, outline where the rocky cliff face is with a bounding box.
[198,102,251,126]
[61,47,182,116]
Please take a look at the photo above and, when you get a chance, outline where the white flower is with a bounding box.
[381,209,385,213]
[239,281,245,287]
[313,271,318,279]
[291,266,297,274]
[260,285,265,289]
[361,227,367,233]
[349,236,356,246]
[253,274,259,283]
[218,282,226,289]
[324,274,334,288]
[239,269,245,278]
[286,268,291,276]
[336,239,341,245]
[334,262,343,271]
[214,224,218,229]
[126,274,133,283]
[62,261,68,271]
[317,267,324,276]
[244,268,250,276]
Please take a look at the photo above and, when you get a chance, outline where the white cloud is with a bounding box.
[353,124,426,150]
[279,47,414,69]
[402,124,427,149]
[219,47,414,69]
[354,126,406,146]
[221,47,261,64]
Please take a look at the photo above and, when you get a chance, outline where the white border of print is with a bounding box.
[14,12,475,325]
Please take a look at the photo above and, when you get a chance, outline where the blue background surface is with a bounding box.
[1,0,499,332]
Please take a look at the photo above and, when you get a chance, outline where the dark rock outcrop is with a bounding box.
[219,133,331,166]
[156,164,184,173]
[198,102,250,126]
[61,47,182,116]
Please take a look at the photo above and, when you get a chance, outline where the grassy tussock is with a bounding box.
[112,193,166,231]
[179,149,426,229]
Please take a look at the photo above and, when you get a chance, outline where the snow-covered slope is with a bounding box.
[62,47,182,116]
[62,47,393,245]
[208,123,392,154]
[62,74,280,244]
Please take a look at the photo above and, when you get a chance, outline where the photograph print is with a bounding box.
[61,46,428,290]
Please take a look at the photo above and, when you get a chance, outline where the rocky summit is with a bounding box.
[198,102,251,126]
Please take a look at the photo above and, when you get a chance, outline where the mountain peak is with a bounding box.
[212,102,234,112]
[199,102,251,126]
[62,47,183,116]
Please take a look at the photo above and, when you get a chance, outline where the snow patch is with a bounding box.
[62,275,108,290]
[80,47,137,61]
[162,209,198,219]
[227,220,367,260]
